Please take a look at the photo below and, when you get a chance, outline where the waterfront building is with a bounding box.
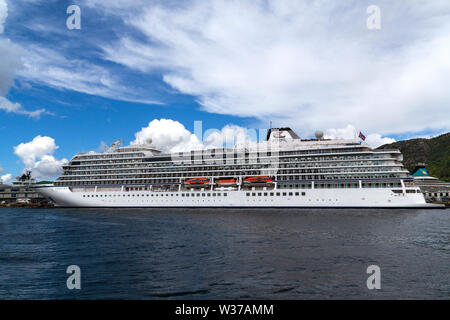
[411,165,450,203]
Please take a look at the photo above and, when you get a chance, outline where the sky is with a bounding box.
[0,0,449,183]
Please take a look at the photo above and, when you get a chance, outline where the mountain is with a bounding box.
[377,132,450,181]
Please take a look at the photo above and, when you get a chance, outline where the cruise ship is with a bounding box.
[34,128,442,208]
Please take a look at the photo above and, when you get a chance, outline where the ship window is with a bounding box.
[182,194,185,197]
[207,193,211,197]
[246,193,250,196]
[270,192,274,196]
[282,192,287,196]
[302,192,306,196]
[406,190,416,193]
[202,193,205,197]
[252,193,255,196]
[276,192,280,196]
[258,193,262,196]
[295,192,299,196]
[264,192,268,196]
[186,194,189,197]
[213,193,216,196]
[197,194,200,197]
[224,193,227,196]
[218,193,221,196]
[289,192,293,196]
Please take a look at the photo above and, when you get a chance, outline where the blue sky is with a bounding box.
[0,0,449,182]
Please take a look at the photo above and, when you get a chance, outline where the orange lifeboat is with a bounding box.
[216,178,237,185]
[184,178,210,184]
[243,176,273,184]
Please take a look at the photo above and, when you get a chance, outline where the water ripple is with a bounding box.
[0,207,449,299]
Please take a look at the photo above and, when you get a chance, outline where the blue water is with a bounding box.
[0,207,448,299]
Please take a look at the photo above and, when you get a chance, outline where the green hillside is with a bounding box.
[377,132,450,181]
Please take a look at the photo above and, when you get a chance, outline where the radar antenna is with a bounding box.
[17,170,32,182]
[111,140,121,148]
[106,140,122,153]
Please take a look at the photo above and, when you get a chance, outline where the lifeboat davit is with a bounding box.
[243,176,273,184]
[216,178,237,186]
[184,178,210,184]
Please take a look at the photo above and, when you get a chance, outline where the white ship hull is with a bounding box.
[35,186,442,208]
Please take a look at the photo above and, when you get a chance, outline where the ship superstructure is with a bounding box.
[34,128,441,208]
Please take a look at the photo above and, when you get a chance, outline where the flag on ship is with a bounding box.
[358,131,366,141]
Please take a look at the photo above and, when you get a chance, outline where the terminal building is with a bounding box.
[411,165,450,203]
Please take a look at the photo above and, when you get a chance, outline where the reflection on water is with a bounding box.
[0,208,448,299]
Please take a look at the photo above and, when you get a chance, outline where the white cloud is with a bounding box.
[324,125,358,140]
[33,155,68,179]
[0,0,6,33]
[132,118,204,153]
[365,134,396,149]
[1,173,12,184]
[0,38,22,95]
[0,96,48,118]
[325,124,396,148]
[14,135,58,167]
[14,135,68,179]
[132,119,396,153]
[0,2,17,94]
[3,0,162,106]
[131,119,255,153]
[203,124,255,148]
[0,2,50,118]
[100,0,450,136]
[18,45,163,105]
